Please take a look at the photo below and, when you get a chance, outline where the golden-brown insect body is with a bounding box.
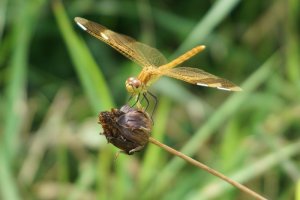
[126,66,161,95]
[138,66,161,87]
[74,17,242,93]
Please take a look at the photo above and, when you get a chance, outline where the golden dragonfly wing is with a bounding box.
[161,67,242,91]
[75,17,167,67]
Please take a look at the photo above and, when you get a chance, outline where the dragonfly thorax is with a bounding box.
[126,77,144,94]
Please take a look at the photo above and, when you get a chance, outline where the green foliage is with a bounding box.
[0,0,299,199]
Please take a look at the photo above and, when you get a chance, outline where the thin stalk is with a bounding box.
[149,137,267,200]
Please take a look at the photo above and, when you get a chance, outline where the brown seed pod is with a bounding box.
[98,105,152,155]
[98,107,266,200]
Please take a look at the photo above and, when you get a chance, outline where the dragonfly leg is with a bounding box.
[139,93,145,104]
[147,91,158,123]
[130,93,140,108]
[142,92,150,112]
[127,94,134,102]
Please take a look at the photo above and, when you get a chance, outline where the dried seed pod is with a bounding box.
[98,105,152,155]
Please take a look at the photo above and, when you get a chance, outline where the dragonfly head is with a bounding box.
[126,77,142,94]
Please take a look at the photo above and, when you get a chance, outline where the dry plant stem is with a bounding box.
[148,137,267,200]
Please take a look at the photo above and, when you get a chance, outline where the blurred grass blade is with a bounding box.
[144,52,280,197]
[193,140,300,199]
[52,0,114,112]
[0,0,7,40]
[52,2,120,200]
[52,2,133,199]
[138,97,171,190]
[2,19,27,163]
[137,0,155,45]
[174,0,241,57]
[153,8,195,39]
[297,178,300,200]
[286,0,300,83]
[67,161,96,200]
[1,0,46,199]
[0,153,20,200]
[95,146,111,200]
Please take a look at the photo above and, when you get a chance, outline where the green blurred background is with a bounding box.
[1,0,299,199]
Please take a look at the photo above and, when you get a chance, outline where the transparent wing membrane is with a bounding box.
[75,17,167,67]
[162,67,242,91]
[75,17,242,92]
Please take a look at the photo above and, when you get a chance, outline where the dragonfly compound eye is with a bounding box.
[132,79,141,88]
[126,77,142,93]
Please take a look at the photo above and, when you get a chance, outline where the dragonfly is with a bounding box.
[74,17,242,111]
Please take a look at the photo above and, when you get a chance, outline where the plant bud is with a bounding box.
[98,105,152,155]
